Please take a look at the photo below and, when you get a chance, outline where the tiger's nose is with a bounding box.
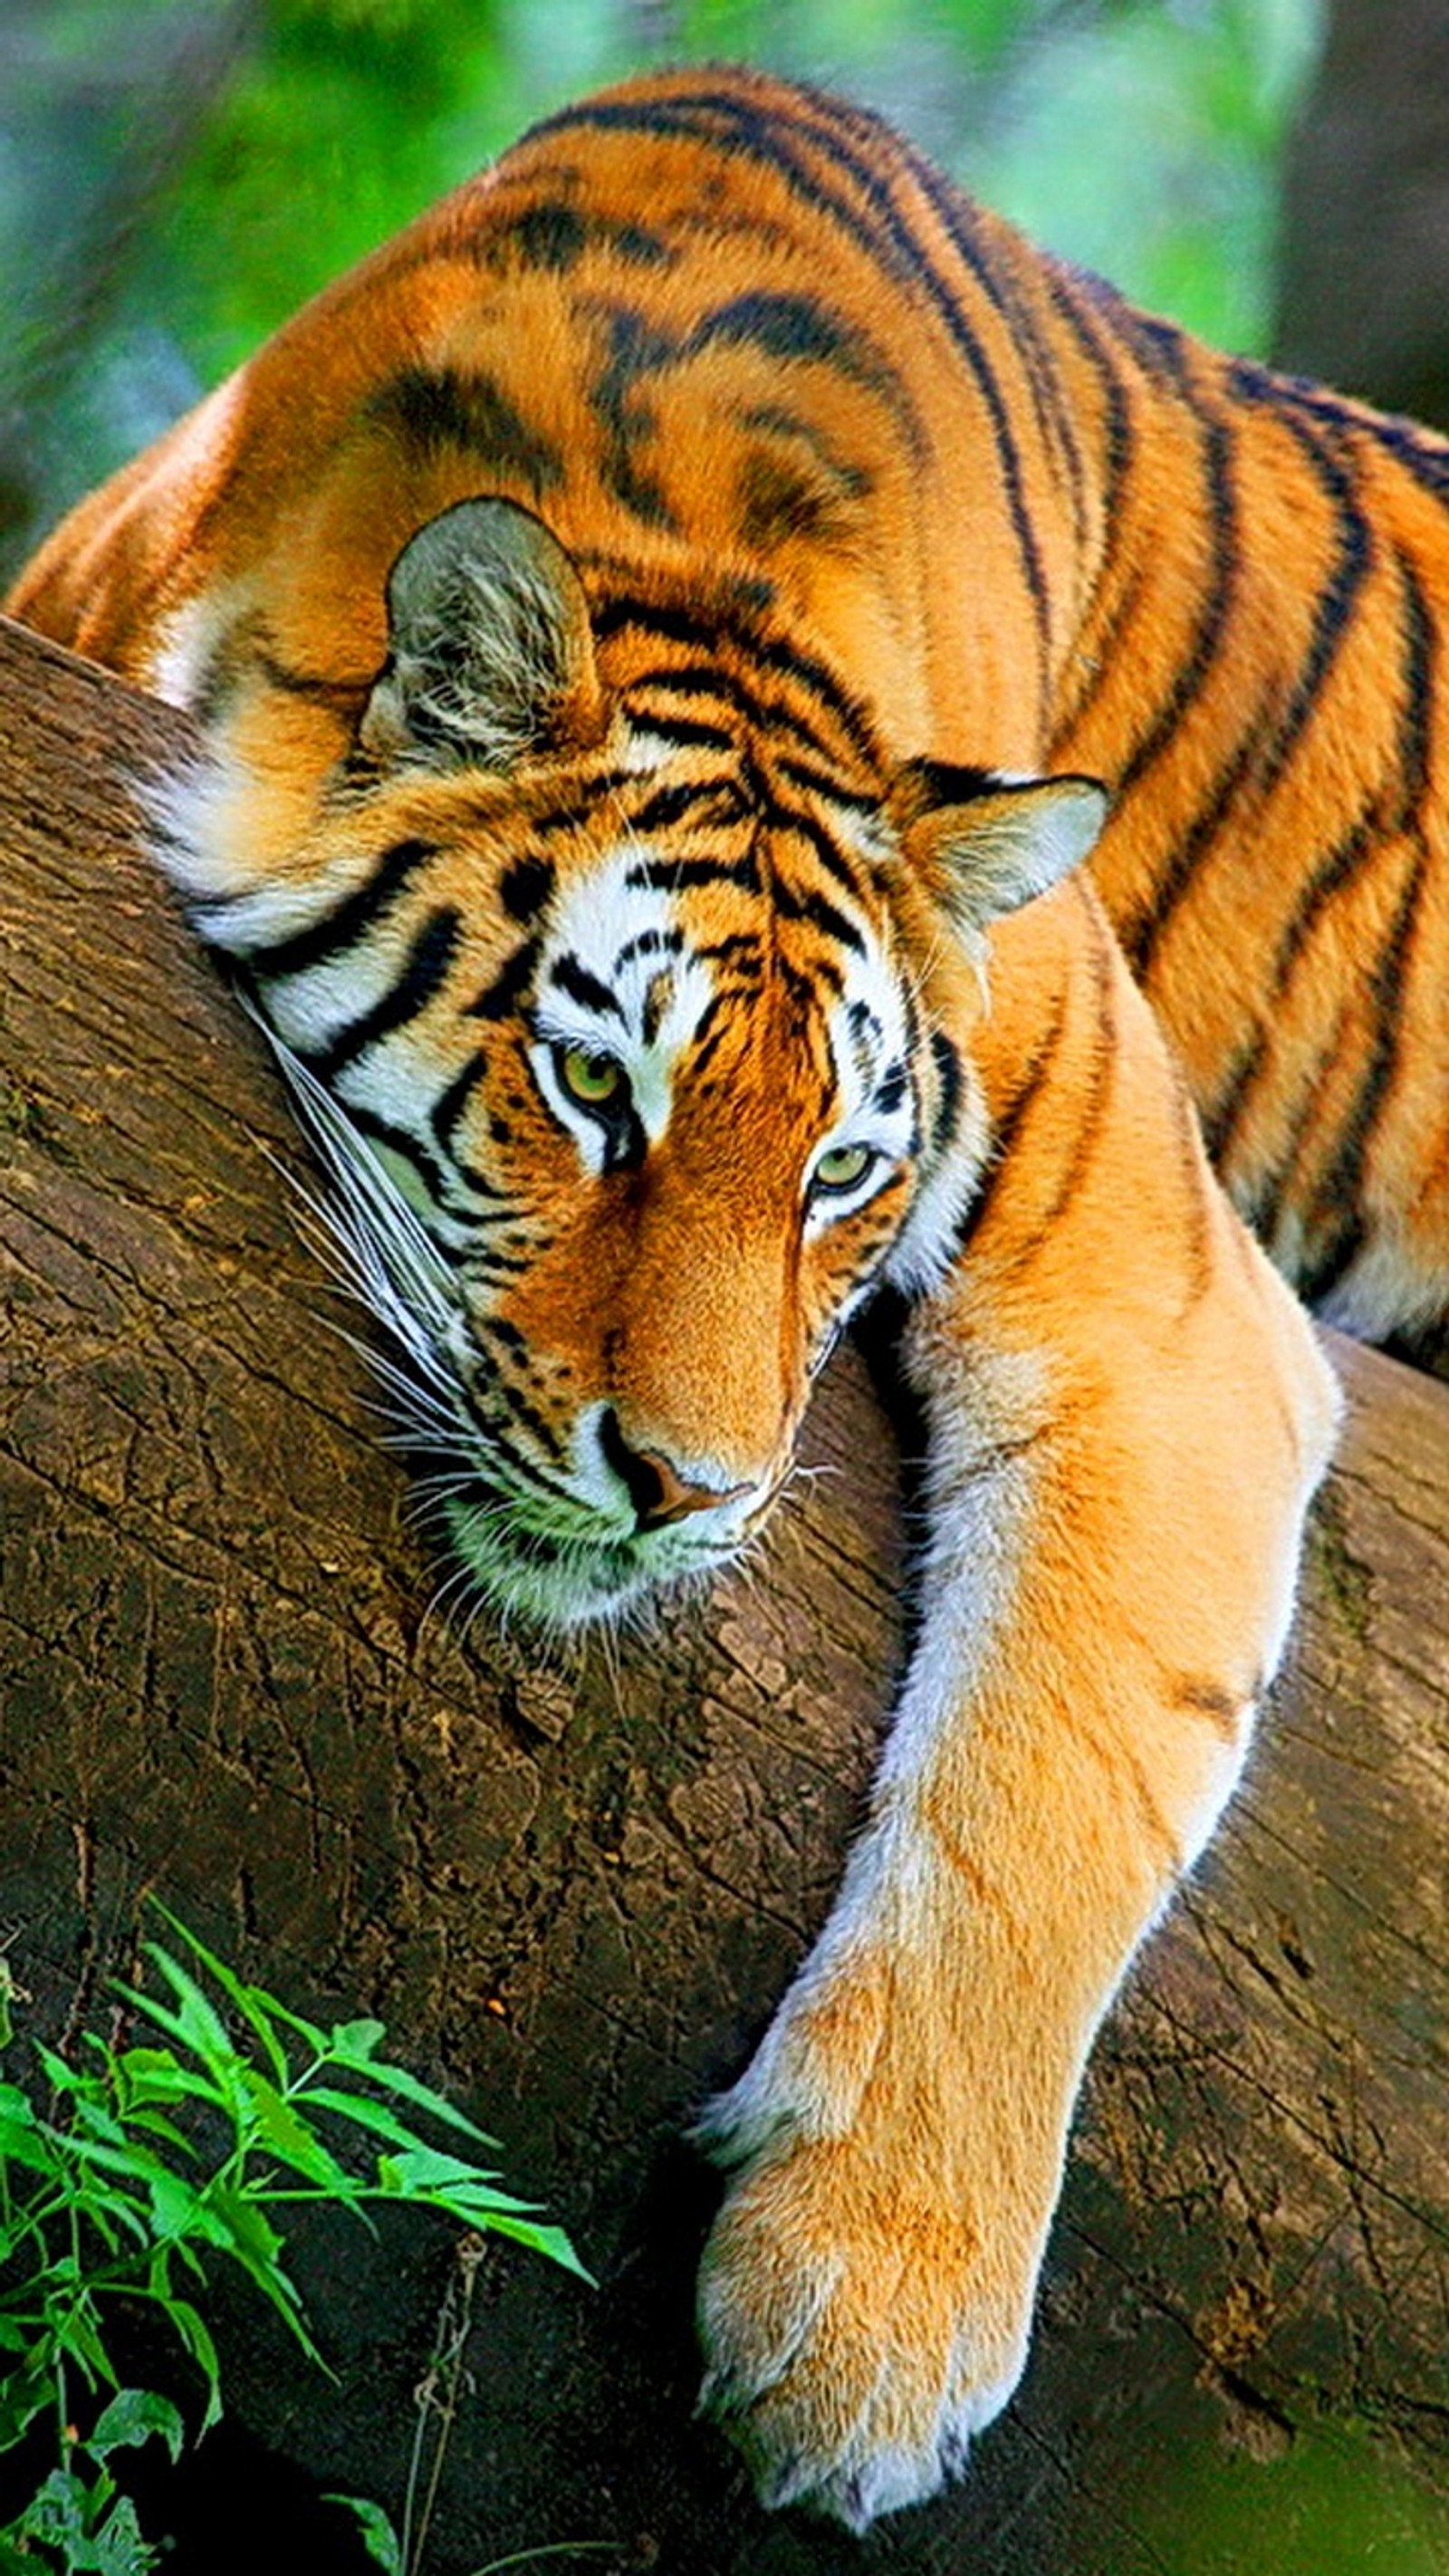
[600,1409,751,1531]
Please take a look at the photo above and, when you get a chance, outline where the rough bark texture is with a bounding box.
[1275,0,1449,429]
[2,612,1447,2572]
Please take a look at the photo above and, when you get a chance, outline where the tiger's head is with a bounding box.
[154,498,1104,1625]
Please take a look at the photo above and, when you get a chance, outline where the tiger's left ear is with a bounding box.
[359,496,605,772]
[888,760,1108,934]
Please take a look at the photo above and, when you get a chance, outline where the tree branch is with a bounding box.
[3,612,1445,2571]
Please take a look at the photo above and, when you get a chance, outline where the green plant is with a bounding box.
[0,1918,587,2573]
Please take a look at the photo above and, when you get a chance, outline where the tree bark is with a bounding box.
[1275,0,1449,429]
[2,610,1447,2572]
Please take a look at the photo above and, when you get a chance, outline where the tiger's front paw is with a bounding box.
[696,2109,1038,2531]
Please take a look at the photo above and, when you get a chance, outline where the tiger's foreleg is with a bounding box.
[696,899,1339,2531]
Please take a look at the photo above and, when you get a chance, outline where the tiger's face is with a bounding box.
[157,499,1103,1625]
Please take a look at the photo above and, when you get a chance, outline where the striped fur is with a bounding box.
[13,61,1420,2526]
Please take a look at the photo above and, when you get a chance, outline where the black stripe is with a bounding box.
[243,837,437,976]
[693,289,908,419]
[1042,279,1139,746]
[771,796,871,900]
[340,1096,456,1214]
[614,926,686,967]
[624,853,761,894]
[1229,368,1376,802]
[431,1046,493,1155]
[953,972,1070,1260]
[628,711,737,752]
[523,774,637,836]
[1199,1026,1268,1168]
[254,647,366,712]
[1118,407,1237,796]
[500,856,556,923]
[772,877,866,955]
[540,83,1051,682]
[306,907,463,1081]
[469,1366,568,1465]
[775,752,876,813]
[872,1060,908,1116]
[686,988,737,1084]
[599,592,880,763]
[618,656,868,772]
[1128,704,1277,978]
[467,937,539,1022]
[1262,794,1382,1010]
[1298,871,1428,1310]
[366,365,564,493]
[696,931,763,973]
[632,778,737,832]
[1389,546,1436,817]
[1140,382,1389,991]
[1031,901,1118,1240]
[590,304,681,530]
[485,194,677,275]
[928,1030,963,1155]
[453,1243,532,1275]
[550,952,627,1022]
[1232,357,1449,506]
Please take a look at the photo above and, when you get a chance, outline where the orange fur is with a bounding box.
[13,61,1422,2526]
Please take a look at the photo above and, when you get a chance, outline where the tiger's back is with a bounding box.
[14,63,1449,1344]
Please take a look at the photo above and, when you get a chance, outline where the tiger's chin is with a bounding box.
[442,1485,744,1633]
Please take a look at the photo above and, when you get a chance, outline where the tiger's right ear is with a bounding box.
[888,759,1108,937]
[358,497,605,773]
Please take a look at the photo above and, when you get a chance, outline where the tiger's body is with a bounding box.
[10,62,1438,2529]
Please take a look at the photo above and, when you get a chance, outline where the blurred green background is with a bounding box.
[0,0,1324,584]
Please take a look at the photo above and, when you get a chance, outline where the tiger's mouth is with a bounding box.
[439,1465,754,1630]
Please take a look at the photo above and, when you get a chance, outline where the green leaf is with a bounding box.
[153,2296,223,2431]
[61,2128,174,2194]
[369,2150,588,2278]
[146,2165,205,2244]
[147,1911,293,2086]
[92,2485,160,2576]
[122,2107,201,2158]
[240,1994,328,2059]
[53,2296,120,2391]
[376,2146,506,2196]
[137,1949,239,2079]
[0,2357,53,2449]
[19,2461,95,2544]
[297,2083,444,2155]
[90,2388,187,2468]
[446,2210,591,2283]
[325,2494,405,2574]
[327,2019,387,2062]
[234,2071,347,2186]
[0,2081,39,2132]
[323,2044,493,2142]
[180,2182,285,2274]
[111,2049,226,2119]
[0,2093,60,2175]
[32,2038,90,2099]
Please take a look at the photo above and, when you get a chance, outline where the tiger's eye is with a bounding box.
[813,1141,875,1194]
[560,1046,623,1108]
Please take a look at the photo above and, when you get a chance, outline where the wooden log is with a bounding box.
[2,610,1446,2572]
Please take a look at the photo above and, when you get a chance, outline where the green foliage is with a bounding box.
[962,0,1323,351]
[0,1920,585,2573]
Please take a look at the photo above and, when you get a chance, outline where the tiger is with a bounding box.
[14,58,1444,2532]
